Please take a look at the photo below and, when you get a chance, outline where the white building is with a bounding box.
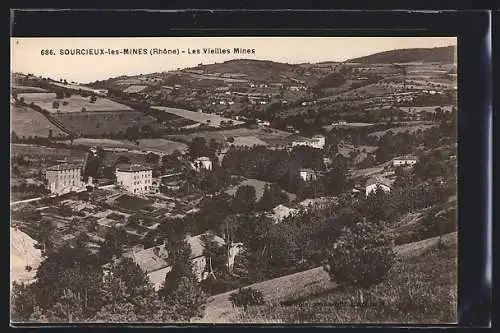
[192,156,212,172]
[292,135,326,150]
[299,168,318,182]
[45,163,85,195]
[365,177,393,197]
[392,156,418,167]
[115,164,153,194]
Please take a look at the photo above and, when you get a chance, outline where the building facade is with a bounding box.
[299,168,318,182]
[365,177,393,197]
[45,164,85,195]
[292,135,326,150]
[192,157,213,172]
[115,165,153,194]
[392,156,418,167]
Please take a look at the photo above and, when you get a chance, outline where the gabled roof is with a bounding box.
[365,177,393,188]
[393,155,418,161]
[116,164,152,172]
[194,156,211,162]
[123,232,225,274]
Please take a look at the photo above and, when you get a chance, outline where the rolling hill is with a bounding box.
[347,46,456,64]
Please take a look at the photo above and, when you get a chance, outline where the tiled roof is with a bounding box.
[366,177,393,188]
[123,232,225,274]
[46,163,82,172]
[194,156,211,162]
[116,164,152,172]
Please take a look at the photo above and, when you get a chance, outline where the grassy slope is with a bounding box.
[196,230,457,324]
[231,232,457,324]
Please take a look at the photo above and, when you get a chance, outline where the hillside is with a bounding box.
[192,59,302,82]
[230,232,457,324]
[10,227,43,287]
[348,46,456,64]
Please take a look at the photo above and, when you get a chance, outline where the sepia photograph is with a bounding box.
[10,36,458,324]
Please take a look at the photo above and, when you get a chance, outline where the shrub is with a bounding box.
[325,222,396,300]
[229,287,265,310]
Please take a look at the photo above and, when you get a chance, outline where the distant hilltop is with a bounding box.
[347,46,456,64]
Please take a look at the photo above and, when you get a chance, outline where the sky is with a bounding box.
[11,37,456,84]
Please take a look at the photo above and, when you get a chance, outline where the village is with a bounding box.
[11,42,458,324]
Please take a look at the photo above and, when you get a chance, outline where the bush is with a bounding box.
[326,222,396,292]
[229,287,265,310]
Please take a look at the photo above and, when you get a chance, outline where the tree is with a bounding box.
[33,246,103,317]
[90,95,97,103]
[200,233,227,277]
[325,222,395,304]
[115,155,131,165]
[98,229,127,264]
[52,100,60,109]
[231,185,256,214]
[38,220,55,254]
[55,91,64,99]
[229,287,264,310]
[257,183,288,211]
[159,239,207,321]
[145,152,160,165]
[188,137,207,158]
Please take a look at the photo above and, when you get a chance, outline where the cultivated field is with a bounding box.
[368,124,438,138]
[18,92,133,113]
[54,111,163,136]
[151,106,244,128]
[11,105,68,138]
[11,144,86,164]
[122,85,148,93]
[65,138,188,154]
[324,122,374,131]
[399,105,455,114]
[229,136,269,147]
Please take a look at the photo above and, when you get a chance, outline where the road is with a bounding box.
[10,195,53,206]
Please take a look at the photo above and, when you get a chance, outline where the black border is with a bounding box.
[8,9,494,330]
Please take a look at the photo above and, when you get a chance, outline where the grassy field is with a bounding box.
[11,105,68,138]
[166,127,292,147]
[66,137,188,154]
[151,106,244,128]
[368,124,438,138]
[399,105,455,114]
[227,232,457,324]
[225,178,296,202]
[122,85,148,93]
[11,144,86,164]
[195,266,334,323]
[11,85,48,93]
[54,111,163,136]
[18,92,133,113]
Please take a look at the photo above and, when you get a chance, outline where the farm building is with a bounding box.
[292,135,326,150]
[267,204,298,224]
[45,163,86,195]
[122,232,226,290]
[392,155,418,167]
[365,177,394,197]
[115,164,153,194]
